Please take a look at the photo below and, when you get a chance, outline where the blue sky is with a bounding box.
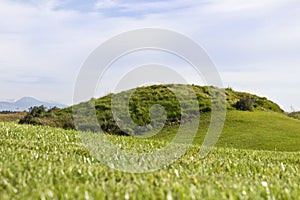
[0,0,300,111]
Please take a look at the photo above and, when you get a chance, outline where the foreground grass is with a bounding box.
[0,122,299,199]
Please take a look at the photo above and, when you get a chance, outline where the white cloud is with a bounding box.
[95,0,118,9]
[94,0,205,15]
[203,0,286,12]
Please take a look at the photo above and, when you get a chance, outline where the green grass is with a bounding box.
[1,122,300,199]
[151,111,300,152]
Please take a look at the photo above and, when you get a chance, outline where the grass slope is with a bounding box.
[153,111,300,152]
[0,122,299,199]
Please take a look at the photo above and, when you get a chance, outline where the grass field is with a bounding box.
[1,121,300,199]
[0,112,26,122]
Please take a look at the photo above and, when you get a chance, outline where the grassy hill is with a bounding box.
[1,122,299,199]
[16,84,300,152]
[19,84,283,131]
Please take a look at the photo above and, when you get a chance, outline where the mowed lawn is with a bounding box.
[0,121,300,199]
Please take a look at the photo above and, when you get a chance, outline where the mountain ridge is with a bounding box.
[0,97,67,111]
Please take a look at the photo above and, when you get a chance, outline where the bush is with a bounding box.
[19,105,47,124]
[234,97,254,111]
[29,105,46,117]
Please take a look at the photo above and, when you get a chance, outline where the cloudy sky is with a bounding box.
[0,0,299,111]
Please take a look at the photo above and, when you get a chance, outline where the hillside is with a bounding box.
[15,84,300,152]
[19,84,283,133]
[151,111,300,152]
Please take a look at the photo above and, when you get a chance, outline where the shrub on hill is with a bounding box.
[234,96,254,111]
[19,105,46,125]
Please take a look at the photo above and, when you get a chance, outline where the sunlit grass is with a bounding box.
[1,122,299,199]
[152,111,300,152]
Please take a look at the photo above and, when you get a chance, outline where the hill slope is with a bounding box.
[152,111,300,152]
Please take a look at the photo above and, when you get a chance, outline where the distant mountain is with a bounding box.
[0,97,67,111]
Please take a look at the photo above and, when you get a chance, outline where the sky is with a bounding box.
[0,0,300,111]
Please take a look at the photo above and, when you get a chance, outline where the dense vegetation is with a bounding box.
[19,105,74,129]
[0,122,299,199]
[19,84,283,135]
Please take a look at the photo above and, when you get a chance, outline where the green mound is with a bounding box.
[19,84,283,136]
